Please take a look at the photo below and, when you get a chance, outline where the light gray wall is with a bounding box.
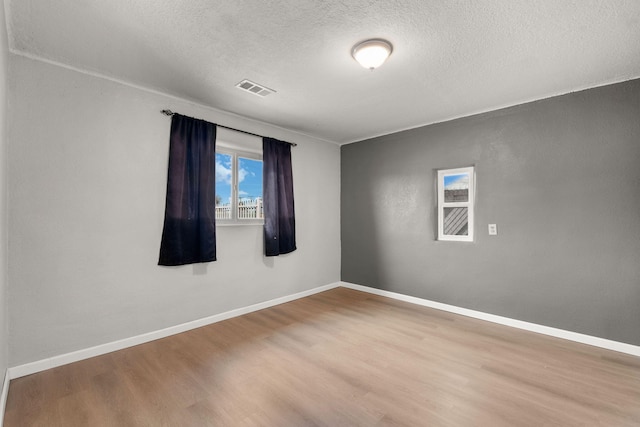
[0,0,9,378]
[8,56,341,366]
[342,79,640,346]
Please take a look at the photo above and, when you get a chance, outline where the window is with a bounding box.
[437,166,475,242]
[215,148,264,224]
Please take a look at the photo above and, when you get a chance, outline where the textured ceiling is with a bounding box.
[6,0,640,144]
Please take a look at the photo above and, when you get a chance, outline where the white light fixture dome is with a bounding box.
[352,39,393,70]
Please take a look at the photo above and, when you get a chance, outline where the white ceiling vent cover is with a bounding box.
[235,79,276,97]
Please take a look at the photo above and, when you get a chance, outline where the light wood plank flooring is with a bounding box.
[4,287,640,426]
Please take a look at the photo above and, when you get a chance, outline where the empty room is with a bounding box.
[0,1,639,426]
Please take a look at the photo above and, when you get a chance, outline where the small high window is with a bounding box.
[437,166,475,242]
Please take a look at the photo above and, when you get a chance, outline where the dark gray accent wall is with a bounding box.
[0,0,9,379]
[341,79,640,346]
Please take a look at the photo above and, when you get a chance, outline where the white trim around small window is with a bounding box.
[437,166,475,242]
[215,147,264,226]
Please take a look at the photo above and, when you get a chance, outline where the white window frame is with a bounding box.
[215,147,264,226]
[437,166,475,242]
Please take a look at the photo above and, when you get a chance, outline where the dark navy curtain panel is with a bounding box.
[158,114,217,266]
[263,137,296,256]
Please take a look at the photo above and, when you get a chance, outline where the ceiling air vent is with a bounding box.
[235,79,276,97]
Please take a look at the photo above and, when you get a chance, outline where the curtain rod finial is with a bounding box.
[161,109,174,116]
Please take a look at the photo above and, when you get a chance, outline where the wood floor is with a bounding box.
[4,287,640,426]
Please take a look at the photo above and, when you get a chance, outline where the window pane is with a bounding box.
[443,207,468,235]
[215,153,232,220]
[444,173,469,202]
[237,157,263,219]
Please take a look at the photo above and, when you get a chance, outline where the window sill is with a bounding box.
[216,221,264,227]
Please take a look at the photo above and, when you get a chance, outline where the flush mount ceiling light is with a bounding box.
[351,38,393,70]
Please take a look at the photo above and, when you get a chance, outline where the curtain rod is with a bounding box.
[161,110,297,147]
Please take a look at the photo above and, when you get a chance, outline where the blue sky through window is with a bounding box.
[215,153,263,204]
[238,157,263,200]
[444,173,469,190]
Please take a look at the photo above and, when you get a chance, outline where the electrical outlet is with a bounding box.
[488,224,498,235]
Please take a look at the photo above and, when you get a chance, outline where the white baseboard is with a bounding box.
[8,280,639,381]
[339,281,640,357]
[8,282,341,379]
[0,369,9,427]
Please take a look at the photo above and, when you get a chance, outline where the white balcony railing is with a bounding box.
[215,198,263,220]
